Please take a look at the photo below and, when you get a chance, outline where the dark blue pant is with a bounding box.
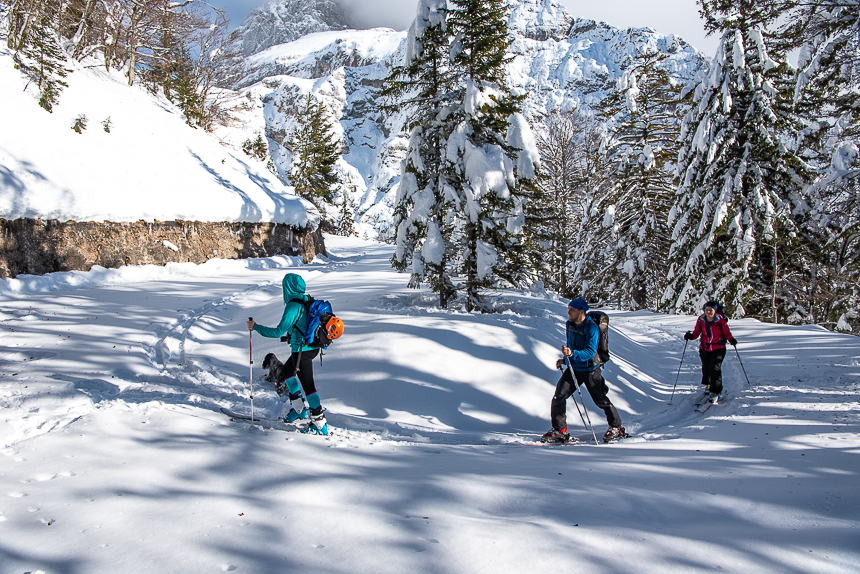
[552,367,622,431]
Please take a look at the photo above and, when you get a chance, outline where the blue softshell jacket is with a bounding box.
[564,316,599,372]
[252,273,316,352]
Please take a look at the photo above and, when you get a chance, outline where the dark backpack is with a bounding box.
[286,296,339,349]
[587,310,611,366]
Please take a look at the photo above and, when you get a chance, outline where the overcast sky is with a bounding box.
[216,0,720,58]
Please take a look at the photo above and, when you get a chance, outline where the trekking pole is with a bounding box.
[248,317,254,425]
[559,364,589,432]
[733,345,753,389]
[668,339,688,404]
[565,356,600,445]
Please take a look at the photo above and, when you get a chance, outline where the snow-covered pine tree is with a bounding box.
[664,0,807,318]
[384,0,459,307]
[335,186,357,237]
[446,0,539,312]
[781,0,859,173]
[288,93,342,220]
[778,0,860,329]
[533,109,605,298]
[593,50,690,310]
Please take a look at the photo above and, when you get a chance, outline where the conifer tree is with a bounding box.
[288,93,341,216]
[593,50,690,310]
[385,0,459,307]
[664,0,807,317]
[780,0,859,173]
[336,187,357,237]
[446,0,538,312]
[242,134,269,162]
[12,13,71,112]
[777,0,859,328]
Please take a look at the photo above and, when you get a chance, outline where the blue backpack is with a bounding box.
[289,296,338,348]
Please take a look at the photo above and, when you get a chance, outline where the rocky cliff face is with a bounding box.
[224,0,706,240]
[507,0,574,41]
[233,0,353,57]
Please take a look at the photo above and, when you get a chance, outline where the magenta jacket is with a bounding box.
[691,314,733,352]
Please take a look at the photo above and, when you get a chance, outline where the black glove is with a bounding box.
[684,331,694,340]
[729,337,737,346]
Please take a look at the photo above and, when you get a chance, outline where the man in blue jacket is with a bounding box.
[246,273,328,435]
[542,297,625,443]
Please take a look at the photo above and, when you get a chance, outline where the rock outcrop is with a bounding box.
[0,219,326,278]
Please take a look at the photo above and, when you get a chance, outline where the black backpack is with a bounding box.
[713,302,728,324]
[587,310,611,366]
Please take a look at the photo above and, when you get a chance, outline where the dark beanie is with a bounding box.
[568,297,589,311]
[703,300,719,311]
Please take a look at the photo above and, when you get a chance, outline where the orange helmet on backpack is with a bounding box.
[325,316,344,340]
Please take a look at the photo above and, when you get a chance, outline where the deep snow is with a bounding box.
[0,42,315,227]
[1,236,858,573]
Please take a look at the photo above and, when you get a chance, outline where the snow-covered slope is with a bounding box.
[0,44,317,227]
[0,0,702,236]
[0,237,858,573]
[221,0,705,239]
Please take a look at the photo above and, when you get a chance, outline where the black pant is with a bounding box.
[699,348,726,394]
[275,348,320,398]
[551,367,622,431]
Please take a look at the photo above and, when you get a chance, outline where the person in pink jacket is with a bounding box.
[684,301,737,402]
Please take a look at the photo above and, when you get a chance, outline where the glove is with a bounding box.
[729,337,737,346]
[684,331,694,340]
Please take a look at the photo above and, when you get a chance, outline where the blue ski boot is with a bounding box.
[283,393,309,423]
[301,409,328,435]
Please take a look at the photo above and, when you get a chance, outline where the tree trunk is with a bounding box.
[70,0,94,58]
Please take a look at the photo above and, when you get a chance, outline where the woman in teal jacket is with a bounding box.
[246,273,328,435]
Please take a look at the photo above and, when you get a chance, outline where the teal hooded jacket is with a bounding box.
[253,273,316,352]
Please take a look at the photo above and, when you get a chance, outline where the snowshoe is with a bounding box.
[540,428,571,444]
[603,426,627,443]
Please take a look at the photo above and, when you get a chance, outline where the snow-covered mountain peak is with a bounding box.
[219,0,705,240]
[233,0,354,57]
[506,0,574,41]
